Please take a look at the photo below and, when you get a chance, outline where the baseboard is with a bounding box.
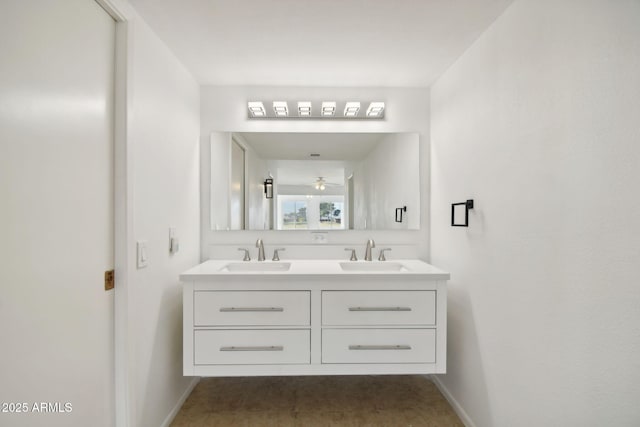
[160,377,200,427]
[427,375,476,427]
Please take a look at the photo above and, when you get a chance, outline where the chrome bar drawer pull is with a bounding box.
[220,346,284,352]
[348,345,412,351]
[348,306,412,312]
[219,307,284,312]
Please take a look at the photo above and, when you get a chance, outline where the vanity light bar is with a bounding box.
[247,101,384,119]
[344,102,360,117]
[298,101,312,117]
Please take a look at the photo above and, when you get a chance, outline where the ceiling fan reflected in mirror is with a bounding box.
[314,177,342,191]
[314,177,326,191]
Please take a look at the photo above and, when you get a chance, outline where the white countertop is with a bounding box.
[180,259,450,281]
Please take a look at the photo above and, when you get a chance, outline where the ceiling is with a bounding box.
[128,0,514,87]
[277,167,345,187]
[237,132,384,160]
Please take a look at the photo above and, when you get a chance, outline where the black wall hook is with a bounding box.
[451,199,474,227]
[395,206,407,223]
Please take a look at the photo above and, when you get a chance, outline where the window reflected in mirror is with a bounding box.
[277,196,345,230]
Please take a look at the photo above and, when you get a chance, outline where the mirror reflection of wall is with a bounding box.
[210,132,420,231]
[229,138,245,230]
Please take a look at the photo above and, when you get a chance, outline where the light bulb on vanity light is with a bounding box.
[344,102,360,117]
[273,101,288,117]
[298,101,312,117]
[247,101,266,117]
[321,102,336,117]
[366,102,385,117]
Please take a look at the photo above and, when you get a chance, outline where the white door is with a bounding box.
[0,1,116,426]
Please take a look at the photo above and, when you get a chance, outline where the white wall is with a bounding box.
[237,134,269,230]
[430,0,640,426]
[200,86,430,260]
[209,132,231,230]
[127,14,201,427]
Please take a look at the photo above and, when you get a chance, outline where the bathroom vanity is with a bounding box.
[181,259,449,377]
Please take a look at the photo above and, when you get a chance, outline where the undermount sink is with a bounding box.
[222,262,291,272]
[339,262,408,272]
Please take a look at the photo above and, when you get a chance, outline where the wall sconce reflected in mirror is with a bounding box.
[264,178,273,199]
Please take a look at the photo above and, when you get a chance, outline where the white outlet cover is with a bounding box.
[311,232,329,244]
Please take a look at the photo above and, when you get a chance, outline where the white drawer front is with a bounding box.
[322,291,435,326]
[322,329,436,364]
[194,329,310,365]
[194,291,310,326]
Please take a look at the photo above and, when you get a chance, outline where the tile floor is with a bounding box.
[170,375,463,426]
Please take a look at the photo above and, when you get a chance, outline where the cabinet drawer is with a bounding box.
[322,291,435,325]
[194,291,310,326]
[322,329,435,364]
[194,329,310,365]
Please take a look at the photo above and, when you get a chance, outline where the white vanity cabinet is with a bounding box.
[181,260,449,377]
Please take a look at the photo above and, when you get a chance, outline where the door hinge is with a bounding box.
[105,269,115,291]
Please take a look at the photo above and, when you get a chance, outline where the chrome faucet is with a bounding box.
[378,248,392,261]
[364,239,375,261]
[272,248,285,261]
[256,239,265,261]
[238,248,251,261]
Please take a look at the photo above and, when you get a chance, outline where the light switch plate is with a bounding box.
[137,241,148,269]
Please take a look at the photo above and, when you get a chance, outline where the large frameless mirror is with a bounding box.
[209,132,420,231]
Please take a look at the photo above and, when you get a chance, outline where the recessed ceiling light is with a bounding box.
[321,102,336,116]
[344,102,360,117]
[273,101,288,116]
[247,101,265,117]
[366,102,385,117]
